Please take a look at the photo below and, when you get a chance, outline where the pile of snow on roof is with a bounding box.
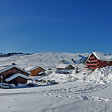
[56,64,70,69]
[92,52,112,61]
[5,73,28,82]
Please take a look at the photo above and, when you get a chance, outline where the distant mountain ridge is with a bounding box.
[0,52,32,57]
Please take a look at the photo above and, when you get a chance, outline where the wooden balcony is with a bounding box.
[89,57,96,60]
[86,63,97,66]
[89,60,98,63]
[88,67,97,69]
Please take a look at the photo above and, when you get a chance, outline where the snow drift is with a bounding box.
[43,66,112,84]
[86,66,112,84]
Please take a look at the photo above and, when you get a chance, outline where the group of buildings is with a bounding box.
[0,65,46,86]
[0,52,112,87]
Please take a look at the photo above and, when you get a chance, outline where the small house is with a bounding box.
[0,65,29,86]
[26,66,46,76]
[85,52,112,70]
[55,70,70,74]
[56,64,75,70]
[5,73,28,86]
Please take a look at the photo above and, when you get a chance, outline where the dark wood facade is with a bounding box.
[30,67,45,76]
[86,53,112,70]
[8,77,27,86]
[0,66,29,85]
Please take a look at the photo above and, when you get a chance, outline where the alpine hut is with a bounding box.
[26,66,46,76]
[56,64,75,70]
[86,52,112,70]
[0,65,29,86]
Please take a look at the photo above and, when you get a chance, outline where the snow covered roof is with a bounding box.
[25,66,34,71]
[87,52,112,61]
[56,64,73,69]
[55,70,69,74]
[5,73,29,82]
[25,66,45,71]
[92,52,112,61]
[38,71,45,75]
[0,65,29,75]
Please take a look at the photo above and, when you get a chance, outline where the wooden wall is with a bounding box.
[86,54,112,70]
[30,67,45,76]
[0,67,29,85]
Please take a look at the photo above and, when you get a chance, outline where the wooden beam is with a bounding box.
[89,57,96,59]
[88,60,98,63]
[86,63,97,66]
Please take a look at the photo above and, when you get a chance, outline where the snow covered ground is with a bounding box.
[1,81,112,112]
[0,52,112,112]
[0,52,89,69]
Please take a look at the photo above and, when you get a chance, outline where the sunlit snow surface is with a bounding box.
[1,81,112,112]
[0,52,89,69]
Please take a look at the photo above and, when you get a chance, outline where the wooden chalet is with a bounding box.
[26,66,46,76]
[86,52,112,70]
[0,65,29,86]
[56,64,75,70]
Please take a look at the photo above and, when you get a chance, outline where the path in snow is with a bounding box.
[42,83,112,102]
[0,82,112,112]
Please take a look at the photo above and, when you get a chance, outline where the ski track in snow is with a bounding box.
[42,84,112,102]
[0,83,111,103]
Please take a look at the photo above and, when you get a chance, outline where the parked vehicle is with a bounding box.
[0,83,15,89]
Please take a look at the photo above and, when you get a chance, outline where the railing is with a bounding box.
[86,63,97,66]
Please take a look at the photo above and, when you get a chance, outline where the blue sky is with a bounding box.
[0,0,112,53]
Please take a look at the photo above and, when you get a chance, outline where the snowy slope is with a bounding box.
[0,52,89,70]
[0,81,112,112]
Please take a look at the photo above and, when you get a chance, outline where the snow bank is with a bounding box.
[42,64,91,84]
[44,66,112,84]
[42,72,78,83]
[86,66,112,84]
